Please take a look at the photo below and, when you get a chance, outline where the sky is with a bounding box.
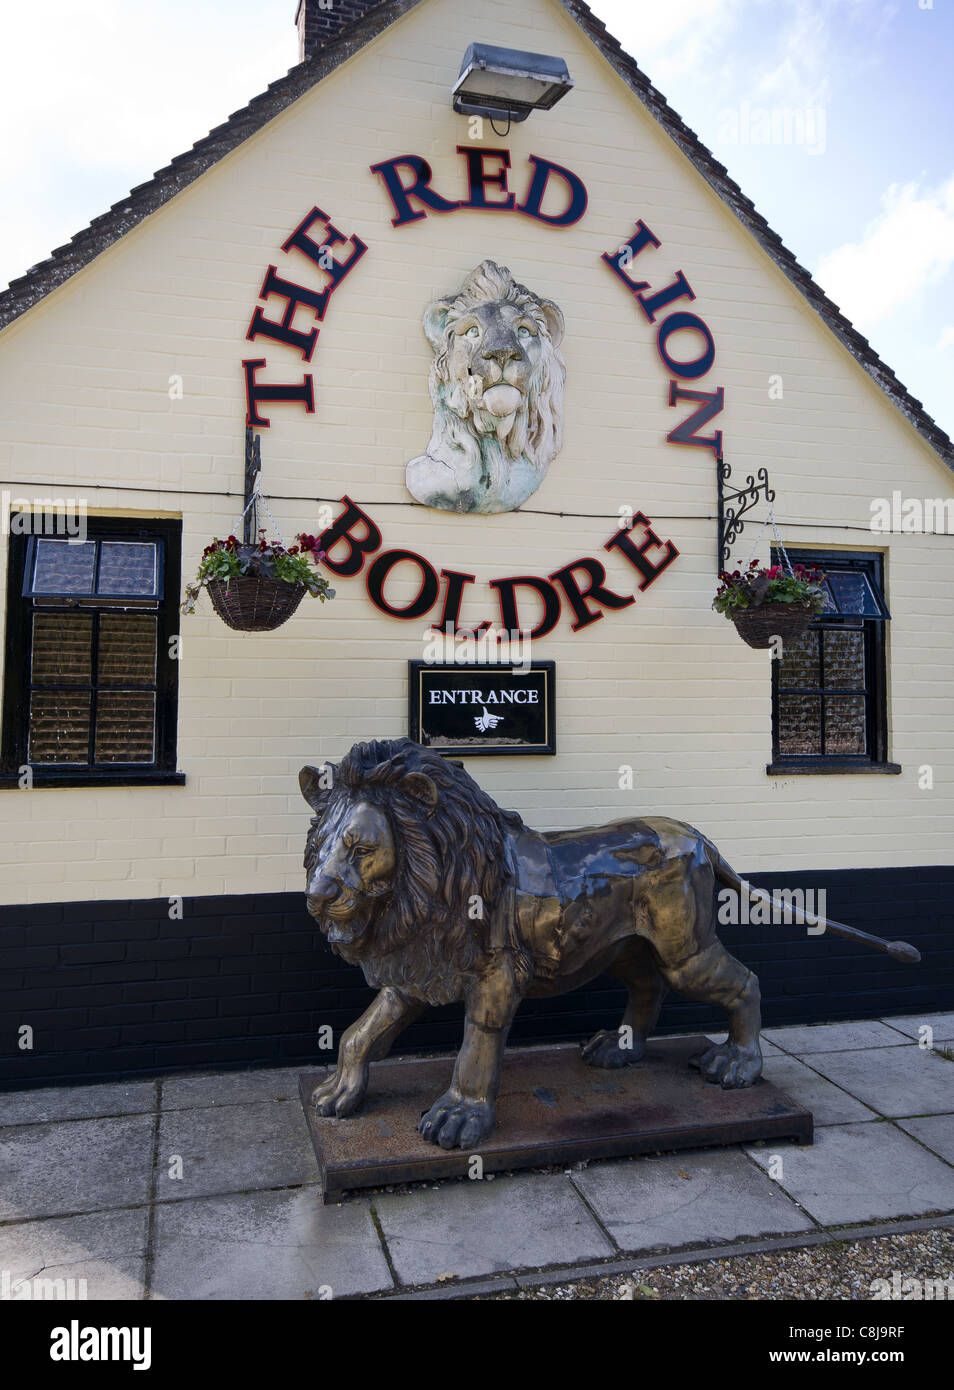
[1,0,951,437]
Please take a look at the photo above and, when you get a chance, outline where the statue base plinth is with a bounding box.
[299,1036,813,1203]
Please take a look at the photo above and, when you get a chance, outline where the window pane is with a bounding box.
[31,612,93,685]
[828,571,881,617]
[823,628,865,690]
[94,691,156,763]
[779,629,820,688]
[31,541,96,595]
[97,542,158,596]
[824,695,866,755]
[778,695,822,757]
[98,615,157,686]
[29,691,91,763]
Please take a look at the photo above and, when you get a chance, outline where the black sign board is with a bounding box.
[408,661,556,756]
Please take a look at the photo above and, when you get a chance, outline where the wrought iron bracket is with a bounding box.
[717,453,775,570]
[243,426,262,544]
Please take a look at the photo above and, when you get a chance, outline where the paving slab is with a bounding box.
[156,1099,318,1201]
[761,1055,876,1126]
[896,1114,954,1166]
[0,1115,155,1221]
[746,1121,954,1225]
[882,1013,954,1044]
[804,1045,954,1117]
[571,1148,814,1254]
[150,1188,391,1299]
[762,1021,911,1055]
[373,1171,613,1284]
[160,1067,307,1111]
[0,1081,157,1127]
[0,1206,148,1300]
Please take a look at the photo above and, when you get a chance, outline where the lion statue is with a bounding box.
[406,260,566,514]
[300,739,918,1150]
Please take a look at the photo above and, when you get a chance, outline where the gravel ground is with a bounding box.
[471,1227,954,1300]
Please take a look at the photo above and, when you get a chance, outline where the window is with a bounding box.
[1,519,183,786]
[769,550,898,775]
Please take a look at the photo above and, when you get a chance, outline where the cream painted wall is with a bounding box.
[1,0,953,905]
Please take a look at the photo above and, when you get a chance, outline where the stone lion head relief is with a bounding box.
[406,260,566,514]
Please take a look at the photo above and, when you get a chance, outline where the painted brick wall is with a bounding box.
[0,0,953,916]
[1,867,951,1088]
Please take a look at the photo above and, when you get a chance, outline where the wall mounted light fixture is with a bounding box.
[452,43,573,125]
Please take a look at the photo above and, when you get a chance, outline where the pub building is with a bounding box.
[0,0,951,1092]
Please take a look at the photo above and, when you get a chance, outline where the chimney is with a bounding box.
[296,0,378,62]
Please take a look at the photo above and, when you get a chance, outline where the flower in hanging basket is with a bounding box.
[713,560,826,649]
[181,530,336,631]
[713,559,826,617]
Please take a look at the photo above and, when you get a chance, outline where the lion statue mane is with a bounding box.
[406,260,566,515]
[302,739,530,1005]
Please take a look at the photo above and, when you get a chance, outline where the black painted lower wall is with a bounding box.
[2,866,952,1089]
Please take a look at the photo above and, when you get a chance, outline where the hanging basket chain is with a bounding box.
[741,505,795,577]
[237,484,288,550]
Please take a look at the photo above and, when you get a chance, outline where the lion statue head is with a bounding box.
[300,739,529,1004]
[406,260,566,515]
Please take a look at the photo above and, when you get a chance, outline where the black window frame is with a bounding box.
[768,548,900,776]
[1,516,184,788]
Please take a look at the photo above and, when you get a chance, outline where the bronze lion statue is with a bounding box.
[406,260,565,514]
[300,739,918,1150]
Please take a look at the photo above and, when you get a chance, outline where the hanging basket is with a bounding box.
[206,576,307,632]
[729,600,817,650]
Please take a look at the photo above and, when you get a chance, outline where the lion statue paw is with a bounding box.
[580,1028,646,1069]
[419,1092,495,1150]
[689,1040,762,1089]
[310,1070,366,1119]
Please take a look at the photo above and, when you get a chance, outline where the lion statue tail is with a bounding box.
[706,843,920,965]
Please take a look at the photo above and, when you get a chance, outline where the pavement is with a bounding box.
[1,1012,952,1300]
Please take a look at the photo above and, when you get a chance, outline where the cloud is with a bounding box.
[592,0,745,82]
[0,0,296,285]
[815,177,954,330]
[751,0,833,110]
[749,0,891,114]
[939,326,954,352]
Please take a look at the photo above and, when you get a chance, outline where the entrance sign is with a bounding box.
[408,661,556,756]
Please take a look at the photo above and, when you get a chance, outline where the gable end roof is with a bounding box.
[1,0,950,473]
